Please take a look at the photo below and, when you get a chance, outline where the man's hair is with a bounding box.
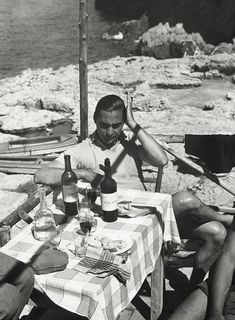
[93,94,126,122]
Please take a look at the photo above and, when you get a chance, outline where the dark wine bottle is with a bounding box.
[61,155,78,216]
[100,158,118,222]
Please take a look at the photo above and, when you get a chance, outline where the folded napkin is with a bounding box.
[73,246,131,284]
[118,200,155,217]
[30,248,69,275]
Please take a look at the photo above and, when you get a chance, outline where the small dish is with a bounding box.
[93,232,133,255]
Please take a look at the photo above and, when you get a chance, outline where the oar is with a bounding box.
[156,139,235,197]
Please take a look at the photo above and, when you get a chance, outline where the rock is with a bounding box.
[147,0,235,44]
[203,103,215,111]
[0,105,14,116]
[226,92,235,100]
[192,53,235,75]
[132,96,169,111]
[0,173,32,191]
[211,42,235,55]
[204,70,223,79]
[203,99,225,111]
[19,96,74,113]
[0,132,21,143]
[93,56,201,88]
[136,22,212,59]
[0,106,66,133]
[0,191,28,221]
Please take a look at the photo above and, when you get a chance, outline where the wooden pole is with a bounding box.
[156,139,235,197]
[79,0,88,140]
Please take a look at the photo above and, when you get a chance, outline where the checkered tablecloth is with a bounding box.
[0,188,180,320]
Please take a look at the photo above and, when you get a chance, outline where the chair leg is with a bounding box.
[151,253,164,320]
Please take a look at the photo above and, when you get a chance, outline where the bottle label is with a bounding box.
[100,192,117,211]
[62,185,78,203]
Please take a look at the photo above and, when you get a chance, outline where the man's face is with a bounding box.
[95,109,124,148]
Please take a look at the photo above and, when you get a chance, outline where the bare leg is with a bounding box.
[0,252,34,320]
[0,282,20,320]
[171,191,227,285]
[172,190,233,229]
[168,288,208,320]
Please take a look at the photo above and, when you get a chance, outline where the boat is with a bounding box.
[0,154,58,174]
[0,134,78,158]
[0,133,184,174]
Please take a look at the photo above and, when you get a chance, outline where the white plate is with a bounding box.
[93,232,133,255]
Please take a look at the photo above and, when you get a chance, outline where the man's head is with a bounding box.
[94,95,126,148]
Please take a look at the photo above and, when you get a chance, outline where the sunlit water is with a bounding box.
[0,0,138,79]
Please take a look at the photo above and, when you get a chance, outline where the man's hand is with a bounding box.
[125,92,137,130]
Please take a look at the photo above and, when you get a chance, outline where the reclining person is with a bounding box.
[168,215,235,320]
[35,94,232,287]
[0,251,34,320]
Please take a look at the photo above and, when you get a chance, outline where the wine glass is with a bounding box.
[86,187,97,210]
[77,211,97,234]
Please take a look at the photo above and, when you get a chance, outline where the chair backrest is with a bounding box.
[141,163,164,193]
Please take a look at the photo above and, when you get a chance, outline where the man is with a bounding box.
[168,215,235,320]
[0,251,34,320]
[35,94,231,286]
[35,94,168,188]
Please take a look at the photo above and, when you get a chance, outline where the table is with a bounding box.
[0,188,180,320]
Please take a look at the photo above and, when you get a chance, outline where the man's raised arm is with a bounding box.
[126,94,168,167]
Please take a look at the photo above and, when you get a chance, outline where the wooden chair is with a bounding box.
[141,162,164,193]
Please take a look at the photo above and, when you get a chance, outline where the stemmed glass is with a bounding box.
[86,187,97,210]
[76,188,97,234]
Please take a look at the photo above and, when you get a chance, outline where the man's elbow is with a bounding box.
[34,168,47,185]
[161,155,168,167]
[158,153,168,167]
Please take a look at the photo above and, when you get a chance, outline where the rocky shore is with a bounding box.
[0,52,235,223]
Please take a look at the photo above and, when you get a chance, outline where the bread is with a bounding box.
[88,238,102,248]
[92,235,127,252]
[102,239,117,252]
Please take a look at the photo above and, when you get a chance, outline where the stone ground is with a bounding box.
[0,53,235,221]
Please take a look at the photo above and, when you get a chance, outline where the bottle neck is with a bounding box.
[104,158,112,178]
[39,190,48,210]
[105,166,111,178]
[64,155,72,171]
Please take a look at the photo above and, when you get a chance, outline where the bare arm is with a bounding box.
[208,217,235,319]
[126,94,168,167]
[34,160,101,187]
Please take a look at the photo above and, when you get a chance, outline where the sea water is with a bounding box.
[0,0,137,79]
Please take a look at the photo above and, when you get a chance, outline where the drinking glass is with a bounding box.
[72,227,89,257]
[86,187,97,210]
[77,211,97,234]
[49,226,62,250]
